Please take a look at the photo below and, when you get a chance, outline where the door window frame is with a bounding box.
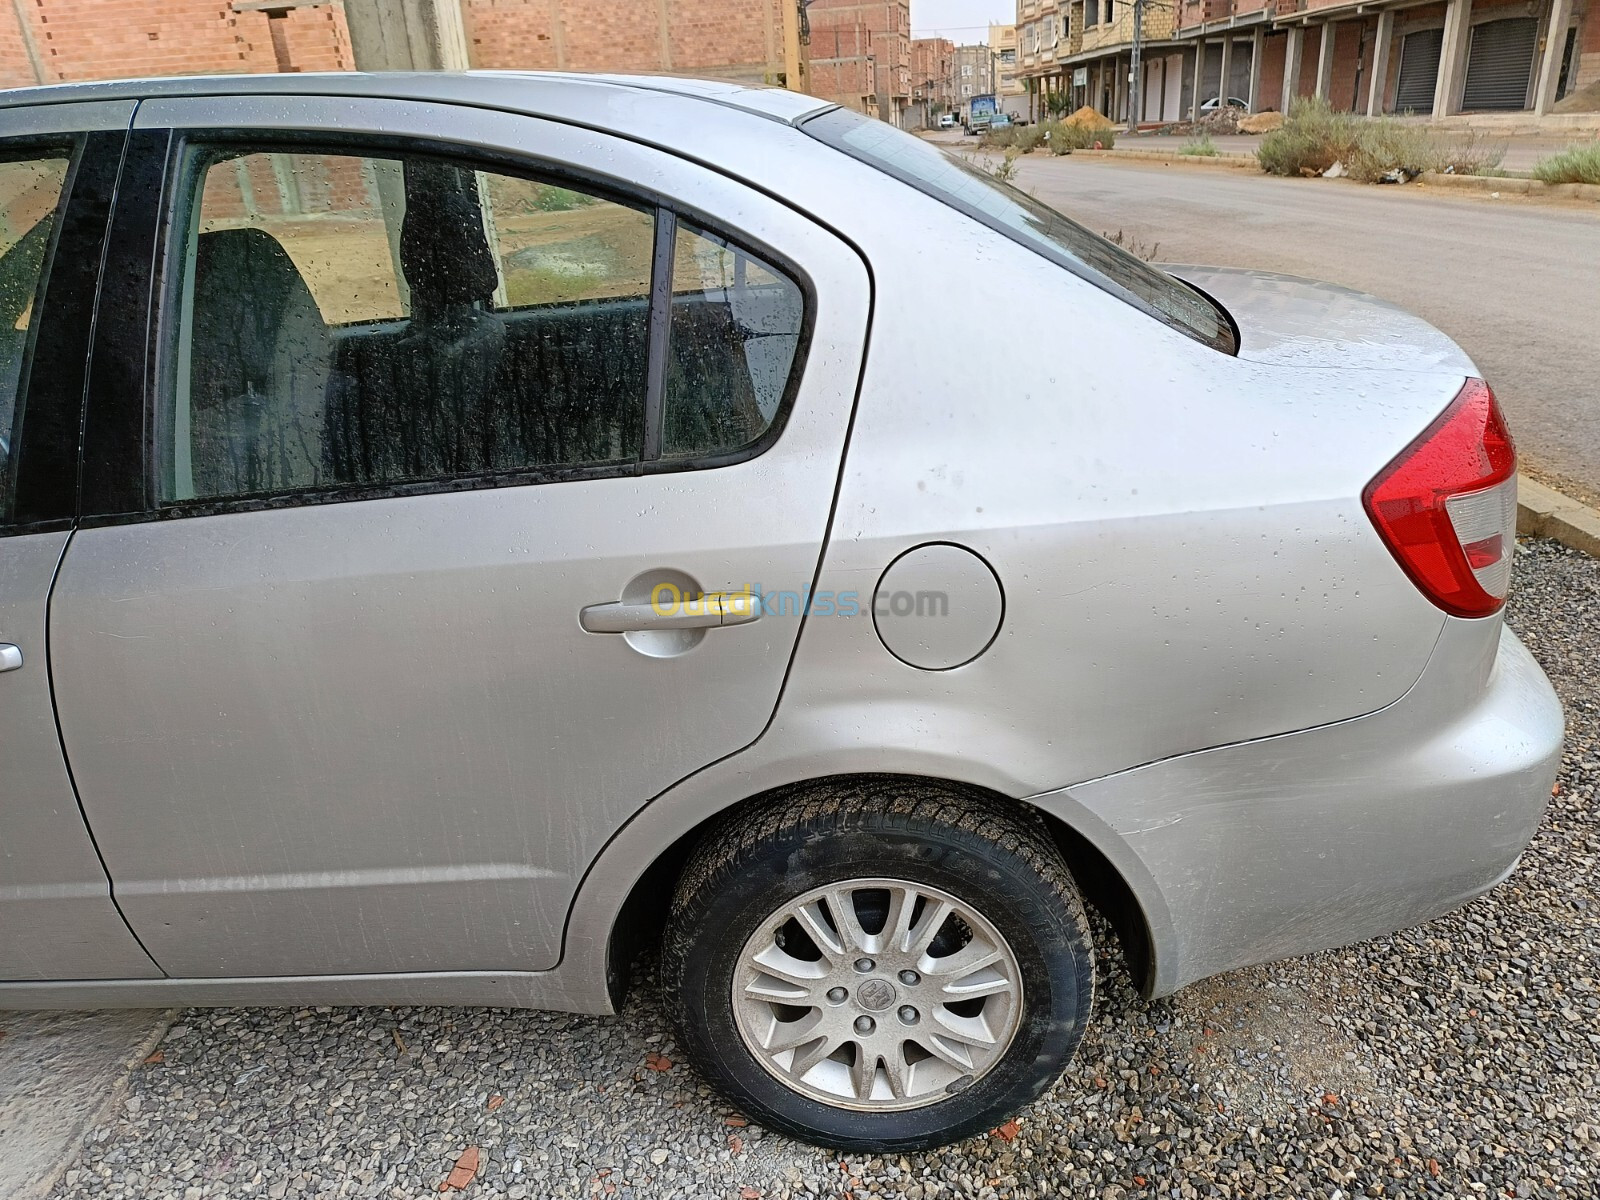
[0,129,125,536]
[78,126,817,526]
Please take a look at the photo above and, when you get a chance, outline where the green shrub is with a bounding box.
[1257,97,1360,176]
[1180,133,1218,157]
[1346,126,1505,181]
[530,185,597,212]
[1015,125,1048,153]
[979,123,1054,153]
[1045,120,1083,152]
[1343,121,1439,181]
[1531,143,1600,185]
[1259,97,1505,181]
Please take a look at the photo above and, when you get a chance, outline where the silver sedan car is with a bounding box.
[0,72,1562,1150]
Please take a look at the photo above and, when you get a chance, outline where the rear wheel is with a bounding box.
[661,780,1095,1151]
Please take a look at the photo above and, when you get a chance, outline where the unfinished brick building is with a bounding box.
[1017,0,1598,123]
[2,0,806,93]
[805,0,913,124]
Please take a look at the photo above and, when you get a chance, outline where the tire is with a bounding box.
[661,779,1095,1151]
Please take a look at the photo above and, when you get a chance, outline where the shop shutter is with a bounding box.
[1461,18,1538,111]
[1394,28,1443,114]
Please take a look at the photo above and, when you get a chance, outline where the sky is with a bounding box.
[910,0,1015,41]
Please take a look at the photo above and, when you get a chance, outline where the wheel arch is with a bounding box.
[570,768,1175,1010]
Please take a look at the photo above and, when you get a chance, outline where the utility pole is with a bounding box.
[9,0,46,84]
[339,0,471,71]
[1127,0,1144,134]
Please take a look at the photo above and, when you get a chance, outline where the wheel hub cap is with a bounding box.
[856,978,897,1011]
[731,878,1024,1112]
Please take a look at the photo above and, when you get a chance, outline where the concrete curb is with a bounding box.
[30,1012,175,1200]
[1520,476,1600,558]
[1071,148,1259,169]
[5,1009,175,1200]
[1416,172,1600,202]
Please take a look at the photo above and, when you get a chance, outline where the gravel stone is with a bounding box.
[46,538,1600,1199]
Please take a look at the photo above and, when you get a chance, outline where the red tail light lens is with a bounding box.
[1362,379,1516,619]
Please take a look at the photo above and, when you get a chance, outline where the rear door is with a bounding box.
[49,95,868,980]
[0,101,158,981]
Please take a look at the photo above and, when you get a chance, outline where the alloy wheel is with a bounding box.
[731,878,1024,1111]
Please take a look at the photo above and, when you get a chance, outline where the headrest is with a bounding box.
[400,162,500,312]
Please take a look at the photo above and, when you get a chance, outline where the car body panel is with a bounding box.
[526,71,833,122]
[757,173,1458,784]
[0,74,1565,1015]
[4,615,1557,1013]
[1039,621,1562,995]
[46,95,870,979]
[0,532,162,981]
[1167,266,1480,375]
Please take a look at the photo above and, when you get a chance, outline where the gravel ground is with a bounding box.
[48,539,1599,1200]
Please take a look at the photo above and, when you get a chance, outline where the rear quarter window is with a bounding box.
[799,108,1236,355]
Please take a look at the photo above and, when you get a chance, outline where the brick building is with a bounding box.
[2,1,807,93]
[1016,0,1597,122]
[991,21,1028,115]
[1,0,352,87]
[909,35,955,126]
[806,0,912,125]
[462,0,805,87]
[952,40,994,117]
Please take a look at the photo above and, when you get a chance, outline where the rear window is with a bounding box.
[799,108,1236,355]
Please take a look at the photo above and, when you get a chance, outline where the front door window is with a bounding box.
[0,151,72,521]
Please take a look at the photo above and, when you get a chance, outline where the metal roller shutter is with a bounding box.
[1394,29,1443,114]
[1461,17,1538,111]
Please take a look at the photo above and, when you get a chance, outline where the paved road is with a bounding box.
[1010,155,1600,504]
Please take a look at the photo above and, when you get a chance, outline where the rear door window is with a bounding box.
[166,147,657,503]
[663,222,805,459]
[160,143,809,509]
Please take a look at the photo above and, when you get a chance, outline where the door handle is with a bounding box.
[580,590,761,634]
[0,644,21,673]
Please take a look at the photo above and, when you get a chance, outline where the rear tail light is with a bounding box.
[1362,379,1516,619]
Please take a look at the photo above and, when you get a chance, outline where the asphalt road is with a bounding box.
[1009,154,1600,505]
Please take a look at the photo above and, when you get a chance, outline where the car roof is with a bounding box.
[0,69,835,126]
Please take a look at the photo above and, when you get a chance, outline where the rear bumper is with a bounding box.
[1031,621,1563,997]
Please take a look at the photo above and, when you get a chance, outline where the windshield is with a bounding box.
[799,107,1237,355]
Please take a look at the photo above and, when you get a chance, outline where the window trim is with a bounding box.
[79,127,817,526]
[1,132,118,536]
[642,208,677,464]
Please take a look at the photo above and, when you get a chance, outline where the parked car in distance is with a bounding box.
[938,113,956,129]
[1201,95,1250,111]
[0,72,1562,1153]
